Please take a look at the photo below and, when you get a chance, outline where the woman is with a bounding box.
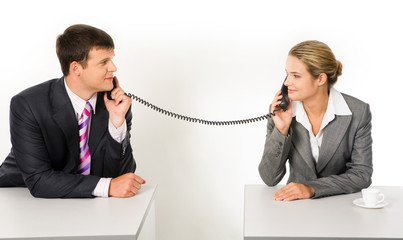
[259,40,372,201]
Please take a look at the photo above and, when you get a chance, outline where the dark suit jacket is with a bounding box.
[0,77,136,198]
[259,93,373,198]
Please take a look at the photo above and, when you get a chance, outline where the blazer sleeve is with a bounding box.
[307,103,373,198]
[258,115,293,186]
[102,105,136,177]
[11,95,100,198]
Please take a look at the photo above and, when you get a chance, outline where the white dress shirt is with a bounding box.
[64,80,127,197]
[292,88,352,163]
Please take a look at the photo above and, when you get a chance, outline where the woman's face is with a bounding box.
[284,55,319,102]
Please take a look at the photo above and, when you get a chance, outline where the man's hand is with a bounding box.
[272,182,314,201]
[109,173,146,198]
[104,76,132,129]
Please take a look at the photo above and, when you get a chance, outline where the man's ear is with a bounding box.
[69,61,82,76]
[317,73,328,87]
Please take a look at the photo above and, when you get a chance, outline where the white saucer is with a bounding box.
[353,198,388,209]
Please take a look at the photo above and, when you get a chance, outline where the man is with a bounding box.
[0,24,145,198]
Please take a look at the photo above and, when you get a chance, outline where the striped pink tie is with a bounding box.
[78,102,92,175]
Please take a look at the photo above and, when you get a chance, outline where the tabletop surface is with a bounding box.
[0,184,157,239]
[244,184,403,239]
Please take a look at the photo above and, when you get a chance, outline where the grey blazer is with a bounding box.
[259,93,373,198]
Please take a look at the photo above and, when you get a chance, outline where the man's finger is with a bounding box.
[134,174,146,184]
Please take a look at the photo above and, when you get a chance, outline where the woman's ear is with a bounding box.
[317,73,328,86]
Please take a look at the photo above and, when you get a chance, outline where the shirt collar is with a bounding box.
[293,87,352,130]
[329,87,352,116]
[64,79,97,120]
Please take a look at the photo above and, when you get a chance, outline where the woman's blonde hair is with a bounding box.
[289,40,342,88]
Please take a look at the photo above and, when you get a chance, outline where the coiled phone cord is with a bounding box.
[125,93,272,126]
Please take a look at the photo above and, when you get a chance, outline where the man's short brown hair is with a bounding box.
[56,24,114,76]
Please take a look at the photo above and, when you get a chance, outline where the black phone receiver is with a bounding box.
[279,77,289,111]
[270,76,289,117]
[107,78,117,100]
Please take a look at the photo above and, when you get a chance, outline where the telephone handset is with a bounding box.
[279,78,289,111]
[106,77,272,126]
[270,77,289,117]
[106,78,117,100]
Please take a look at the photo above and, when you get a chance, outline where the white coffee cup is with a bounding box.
[361,188,385,207]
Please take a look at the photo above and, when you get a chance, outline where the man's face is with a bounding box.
[79,47,117,95]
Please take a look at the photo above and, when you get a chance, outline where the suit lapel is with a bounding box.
[89,93,109,160]
[51,79,109,173]
[88,93,109,176]
[51,77,80,167]
[291,120,317,174]
[317,115,352,173]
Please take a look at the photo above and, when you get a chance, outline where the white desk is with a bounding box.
[0,184,157,240]
[244,184,403,240]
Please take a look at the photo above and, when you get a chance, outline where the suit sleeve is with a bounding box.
[102,105,136,177]
[258,115,293,186]
[10,95,100,198]
[306,104,373,198]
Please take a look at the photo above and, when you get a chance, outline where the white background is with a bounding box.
[1,1,402,239]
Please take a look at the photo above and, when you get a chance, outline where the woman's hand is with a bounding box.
[271,90,293,136]
[272,182,315,201]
